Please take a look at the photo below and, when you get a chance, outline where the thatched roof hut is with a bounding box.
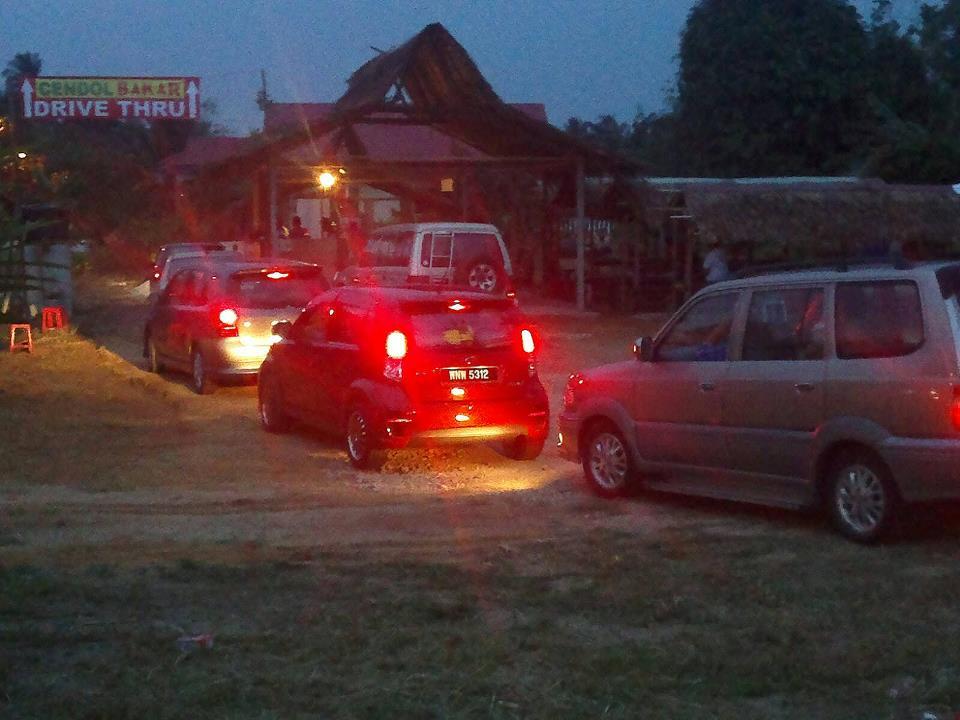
[647,178,960,261]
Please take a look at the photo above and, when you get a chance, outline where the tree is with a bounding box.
[674,0,876,176]
[918,0,960,135]
[564,115,632,156]
[1,52,42,127]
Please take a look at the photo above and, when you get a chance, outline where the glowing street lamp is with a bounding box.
[317,170,337,190]
[17,151,27,159]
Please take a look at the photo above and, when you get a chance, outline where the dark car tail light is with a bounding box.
[520,327,538,377]
[521,328,535,354]
[214,307,239,338]
[384,330,407,380]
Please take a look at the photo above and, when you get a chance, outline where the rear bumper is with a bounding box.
[374,385,549,449]
[882,437,960,502]
[199,338,272,377]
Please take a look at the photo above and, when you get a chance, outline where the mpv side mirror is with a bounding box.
[634,336,654,362]
[272,320,293,340]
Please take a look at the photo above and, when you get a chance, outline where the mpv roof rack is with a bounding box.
[736,247,911,278]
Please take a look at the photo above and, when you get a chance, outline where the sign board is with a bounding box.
[20,77,201,121]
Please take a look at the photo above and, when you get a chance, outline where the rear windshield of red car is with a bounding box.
[401,300,517,351]
[226,269,329,309]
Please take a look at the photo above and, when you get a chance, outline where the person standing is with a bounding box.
[703,239,731,284]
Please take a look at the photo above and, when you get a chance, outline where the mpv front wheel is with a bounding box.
[582,422,634,498]
[827,451,899,543]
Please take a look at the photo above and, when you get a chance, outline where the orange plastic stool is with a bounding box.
[41,306,66,333]
[9,324,33,353]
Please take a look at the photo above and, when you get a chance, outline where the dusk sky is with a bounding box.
[1,0,931,136]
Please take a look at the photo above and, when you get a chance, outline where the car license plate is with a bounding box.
[444,366,498,382]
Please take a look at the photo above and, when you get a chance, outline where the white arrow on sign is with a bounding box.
[186,80,198,119]
[21,78,33,118]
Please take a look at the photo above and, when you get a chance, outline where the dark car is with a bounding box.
[257,286,549,468]
[144,259,328,393]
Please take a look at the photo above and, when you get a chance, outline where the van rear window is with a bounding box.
[936,265,960,299]
[227,270,328,309]
[405,305,516,351]
[362,231,415,267]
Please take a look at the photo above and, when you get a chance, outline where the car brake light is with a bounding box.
[952,387,960,430]
[214,307,239,337]
[384,330,407,381]
[449,300,466,311]
[386,330,407,360]
[521,328,535,354]
[266,271,289,280]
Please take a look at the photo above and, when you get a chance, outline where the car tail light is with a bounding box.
[384,330,407,381]
[386,331,407,360]
[521,328,535,354]
[952,387,960,430]
[215,307,239,337]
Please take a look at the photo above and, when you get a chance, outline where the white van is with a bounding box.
[338,222,513,293]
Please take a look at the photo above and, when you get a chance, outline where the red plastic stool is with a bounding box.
[9,324,33,353]
[41,306,66,333]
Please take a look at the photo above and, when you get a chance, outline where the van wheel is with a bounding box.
[581,421,634,498]
[146,337,163,373]
[827,451,899,543]
[258,374,289,433]
[191,349,216,395]
[464,258,500,293]
[501,434,546,461]
[346,404,384,470]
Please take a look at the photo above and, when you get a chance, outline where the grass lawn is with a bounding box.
[4,527,960,719]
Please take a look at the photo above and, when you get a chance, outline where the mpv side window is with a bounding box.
[743,287,825,361]
[657,292,739,362]
[836,281,923,359]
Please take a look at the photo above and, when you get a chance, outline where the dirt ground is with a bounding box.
[1,275,702,566]
[6,276,960,718]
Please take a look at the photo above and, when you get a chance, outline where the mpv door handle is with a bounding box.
[699,382,716,392]
[794,382,815,393]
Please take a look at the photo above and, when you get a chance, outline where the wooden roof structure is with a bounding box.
[211,23,628,178]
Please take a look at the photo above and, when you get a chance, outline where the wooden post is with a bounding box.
[268,159,277,256]
[533,173,546,288]
[575,157,586,311]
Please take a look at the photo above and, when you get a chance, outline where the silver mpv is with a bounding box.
[558,262,960,542]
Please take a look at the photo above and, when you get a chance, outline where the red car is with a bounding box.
[258,286,549,468]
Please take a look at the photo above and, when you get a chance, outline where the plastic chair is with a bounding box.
[9,324,33,353]
[41,306,67,333]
